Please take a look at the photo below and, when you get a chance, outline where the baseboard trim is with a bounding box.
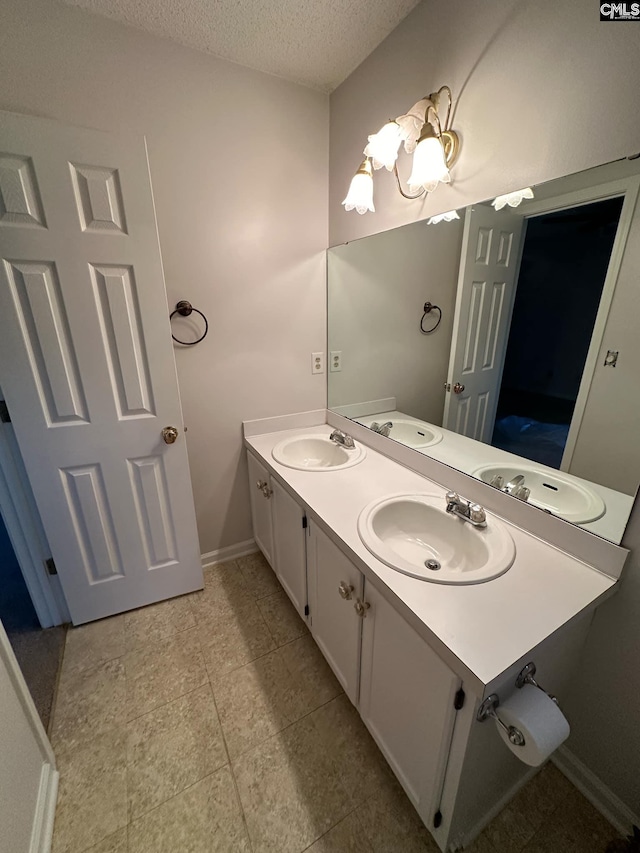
[30,763,58,853]
[552,746,638,836]
[201,539,257,569]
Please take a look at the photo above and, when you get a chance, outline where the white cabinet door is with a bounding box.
[271,478,307,617]
[359,580,460,822]
[0,112,202,625]
[307,524,363,704]
[247,452,274,566]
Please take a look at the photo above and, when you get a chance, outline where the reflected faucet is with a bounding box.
[370,421,393,437]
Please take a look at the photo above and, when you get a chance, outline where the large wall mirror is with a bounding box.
[328,157,640,544]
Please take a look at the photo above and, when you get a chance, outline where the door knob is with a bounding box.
[338,581,354,600]
[162,426,179,444]
[354,599,370,618]
[453,382,465,394]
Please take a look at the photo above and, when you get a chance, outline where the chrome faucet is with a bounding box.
[370,421,393,437]
[445,491,487,528]
[489,473,530,502]
[329,429,355,449]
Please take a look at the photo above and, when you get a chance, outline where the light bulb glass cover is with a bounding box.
[395,98,433,154]
[491,187,534,210]
[342,160,375,215]
[407,134,450,194]
[428,209,460,225]
[364,121,403,171]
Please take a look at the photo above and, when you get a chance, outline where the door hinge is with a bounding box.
[454,688,465,710]
[0,400,11,423]
[302,515,308,529]
[433,810,443,828]
[45,557,57,575]
[304,604,309,617]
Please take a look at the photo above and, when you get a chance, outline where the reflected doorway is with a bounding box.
[491,196,624,468]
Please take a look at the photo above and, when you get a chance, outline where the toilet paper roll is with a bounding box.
[495,684,570,766]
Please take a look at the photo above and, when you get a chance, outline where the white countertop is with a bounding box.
[245,424,617,697]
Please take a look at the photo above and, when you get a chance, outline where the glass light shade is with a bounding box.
[428,209,460,225]
[491,187,534,210]
[342,161,374,215]
[395,98,432,154]
[364,121,403,171]
[407,135,450,194]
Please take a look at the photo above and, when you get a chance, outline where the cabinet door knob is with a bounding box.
[338,581,354,600]
[256,480,272,498]
[354,599,370,618]
[256,480,267,490]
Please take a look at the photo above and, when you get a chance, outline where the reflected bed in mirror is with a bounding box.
[328,157,640,543]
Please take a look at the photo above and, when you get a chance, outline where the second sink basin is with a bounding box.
[272,434,366,471]
[358,494,515,584]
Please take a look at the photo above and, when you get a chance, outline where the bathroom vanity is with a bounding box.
[243,414,625,852]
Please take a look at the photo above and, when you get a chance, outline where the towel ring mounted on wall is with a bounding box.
[420,301,442,334]
[169,300,209,345]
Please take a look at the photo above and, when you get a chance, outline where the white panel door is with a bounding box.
[271,478,307,617]
[443,205,524,442]
[359,580,460,823]
[0,111,202,624]
[246,452,275,566]
[307,524,363,704]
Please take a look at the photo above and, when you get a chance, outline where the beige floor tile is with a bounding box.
[462,830,500,853]
[213,648,306,759]
[233,714,353,853]
[258,589,308,647]
[355,774,439,853]
[277,634,342,717]
[124,627,207,720]
[197,601,276,681]
[481,762,574,853]
[83,828,128,853]
[63,615,125,675]
[189,560,255,624]
[52,657,126,751]
[52,728,127,853]
[124,596,195,651]
[128,767,251,853]
[236,551,281,599]
[127,684,228,820]
[309,694,393,809]
[304,812,373,852]
[522,784,621,853]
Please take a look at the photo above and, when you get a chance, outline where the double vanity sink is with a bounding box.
[245,417,620,852]
[271,431,516,585]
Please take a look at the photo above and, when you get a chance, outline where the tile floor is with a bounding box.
[50,552,622,853]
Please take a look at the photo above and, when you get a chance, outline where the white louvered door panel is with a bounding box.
[0,111,202,624]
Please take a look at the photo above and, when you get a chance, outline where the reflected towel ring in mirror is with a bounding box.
[420,302,442,334]
[169,300,209,345]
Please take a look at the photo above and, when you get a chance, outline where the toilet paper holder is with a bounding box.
[476,661,558,747]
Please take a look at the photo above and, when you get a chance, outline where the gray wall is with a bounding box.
[0,0,328,555]
[329,0,640,821]
[328,217,462,421]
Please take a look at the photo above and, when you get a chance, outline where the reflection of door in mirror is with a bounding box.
[443,205,525,442]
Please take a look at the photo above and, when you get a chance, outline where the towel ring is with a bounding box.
[169,300,209,346]
[420,301,442,334]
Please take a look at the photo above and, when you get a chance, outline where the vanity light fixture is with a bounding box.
[427,210,460,225]
[342,86,460,215]
[491,187,534,210]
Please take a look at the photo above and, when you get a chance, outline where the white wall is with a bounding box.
[329,0,640,822]
[328,217,462,421]
[0,0,328,554]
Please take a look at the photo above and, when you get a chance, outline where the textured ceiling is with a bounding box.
[61,0,421,92]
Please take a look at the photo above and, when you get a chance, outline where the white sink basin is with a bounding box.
[272,434,366,471]
[358,494,515,584]
[472,463,605,524]
[358,417,443,449]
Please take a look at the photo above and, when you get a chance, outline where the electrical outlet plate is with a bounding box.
[330,351,342,372]
[312,352,325,374]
